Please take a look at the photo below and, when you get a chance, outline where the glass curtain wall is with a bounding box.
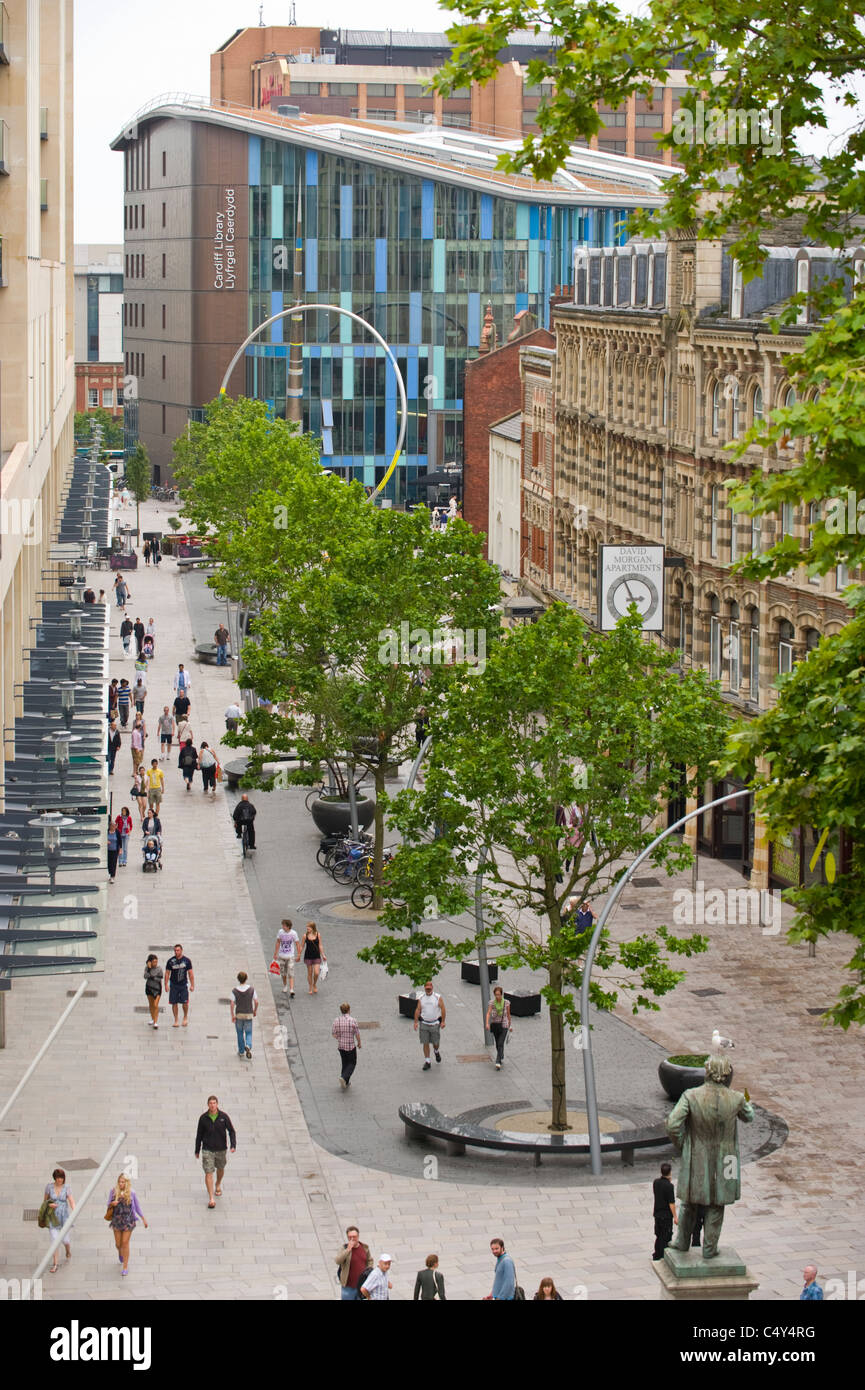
[247,136,618,501]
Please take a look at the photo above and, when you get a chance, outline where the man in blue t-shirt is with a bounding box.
[800,1265,823,1300]
[164,944,195,1028]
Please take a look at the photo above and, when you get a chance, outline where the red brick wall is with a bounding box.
[463,328,554,558]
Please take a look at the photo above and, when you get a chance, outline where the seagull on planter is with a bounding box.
[712,1027,735,1050]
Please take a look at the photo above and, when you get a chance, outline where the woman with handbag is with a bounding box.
[43,1167,74,1273]
[106,1172,148,1276]
[302,922,326,994]
[143,954,162,1028]
[130,768,148,821]
[485,985,512,1070]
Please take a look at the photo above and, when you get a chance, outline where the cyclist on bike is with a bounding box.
[232,793,257,850]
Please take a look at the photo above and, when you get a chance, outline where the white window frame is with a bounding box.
[749,627,759,701]
[729,508,739,563]
[752,384,763,424]
[837,562,850,590]
[778,639,793,676]
[751,515,761,555]
[711,382,721,436]
[730,259,743,319]
[709,616,722,680]
[728,620,741,691]
[87,388,98,408]
[781,502,795,537]
[102,388,114,408]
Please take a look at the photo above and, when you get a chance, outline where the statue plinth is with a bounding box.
[653,1247,759,1301]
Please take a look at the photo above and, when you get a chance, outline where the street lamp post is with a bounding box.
[27,812,76,894]
[579,787,753,1175]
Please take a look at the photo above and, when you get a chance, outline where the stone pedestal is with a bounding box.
[653,1247,759,1301]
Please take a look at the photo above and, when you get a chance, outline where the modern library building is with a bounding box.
[113,99,667,497]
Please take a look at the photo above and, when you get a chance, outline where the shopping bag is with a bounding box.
[269,960,281,976]
[319,960,329,982]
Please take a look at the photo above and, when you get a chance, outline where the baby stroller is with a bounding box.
[142,636,154,660]
[142,833,162,872]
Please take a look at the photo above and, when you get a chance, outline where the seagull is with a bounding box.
[712,1028,735,1050]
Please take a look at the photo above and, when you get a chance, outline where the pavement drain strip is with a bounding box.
[22,1211,39,1222]
[65,990,98,997]
[54,1159,98,1170]
[457,1054,492,1063]
[807,1007,831,1014]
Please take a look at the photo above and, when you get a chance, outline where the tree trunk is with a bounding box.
[372,755,387,909]
[548,957,569,1130]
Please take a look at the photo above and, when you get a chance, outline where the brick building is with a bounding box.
[463,318,554,554]
[211,25,694,162]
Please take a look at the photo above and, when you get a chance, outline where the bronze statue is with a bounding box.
[665,1055,754,1259]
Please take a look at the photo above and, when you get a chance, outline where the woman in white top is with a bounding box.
[175,717,193,750]
[272,918,300,996]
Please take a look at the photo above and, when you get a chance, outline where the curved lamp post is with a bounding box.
[219,302,407,503]
[579,787,752,1175]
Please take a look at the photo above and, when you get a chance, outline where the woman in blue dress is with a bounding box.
[44,1166,75,1273]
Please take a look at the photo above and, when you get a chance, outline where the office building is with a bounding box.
[74,244,124,418]
[212,25,693,163]
[111,98,667,493]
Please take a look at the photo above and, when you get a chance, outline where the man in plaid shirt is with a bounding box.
[361,1255,393,1300]
[332,1002,362,1089]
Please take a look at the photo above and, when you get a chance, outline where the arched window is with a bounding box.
[778,618,795,675]
[784,385,797,409]
[752,384,763,424]
[711,382,721,437]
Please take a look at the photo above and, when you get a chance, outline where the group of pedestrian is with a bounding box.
[334,1227,556,1300]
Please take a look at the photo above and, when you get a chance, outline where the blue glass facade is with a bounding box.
[245,133,630,500]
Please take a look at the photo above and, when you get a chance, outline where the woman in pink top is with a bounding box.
[115,807,133,868]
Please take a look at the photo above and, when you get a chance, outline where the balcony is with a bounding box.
[0,120,8,175]
[40,107,48,141]
[40,178,48,212]
[0,4,9,64]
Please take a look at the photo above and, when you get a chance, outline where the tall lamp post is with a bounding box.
[27,812,76,894]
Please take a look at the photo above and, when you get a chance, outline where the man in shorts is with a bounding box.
[157,706,175,759]
[413,979,446,1071]
[145,759,165,811]
[164,944,195,1027]
[194,1095,236,1208]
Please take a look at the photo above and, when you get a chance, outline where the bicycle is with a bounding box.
[240,822,253,859]
[316,831,371,869]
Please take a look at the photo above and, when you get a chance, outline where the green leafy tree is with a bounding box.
[124,442,151,539]
[236,502,501,901]
[75,407,124,450]
[435,1,865,1021]
[172,394,321,546]
[361,605,729,1130]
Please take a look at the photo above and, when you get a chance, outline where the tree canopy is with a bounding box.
[361,605,730,1128]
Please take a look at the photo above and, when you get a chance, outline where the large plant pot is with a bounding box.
[658,1054,733,1102]
[309,794,376,836]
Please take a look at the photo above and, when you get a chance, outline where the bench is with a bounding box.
[194,643,231,664]
[224,756,303,791]
[399,1101,671,1168]
[177,557,214,572]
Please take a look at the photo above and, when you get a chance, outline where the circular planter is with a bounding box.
[658,1054,734,1102]
[309,794,376,836]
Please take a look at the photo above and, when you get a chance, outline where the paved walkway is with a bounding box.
[1,497,864,1301]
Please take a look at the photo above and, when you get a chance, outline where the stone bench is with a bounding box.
[224,756,303,791]
[399,1101,670,1167]
[194,643,231,664]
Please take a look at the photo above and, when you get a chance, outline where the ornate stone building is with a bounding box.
[546,233,857,889]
